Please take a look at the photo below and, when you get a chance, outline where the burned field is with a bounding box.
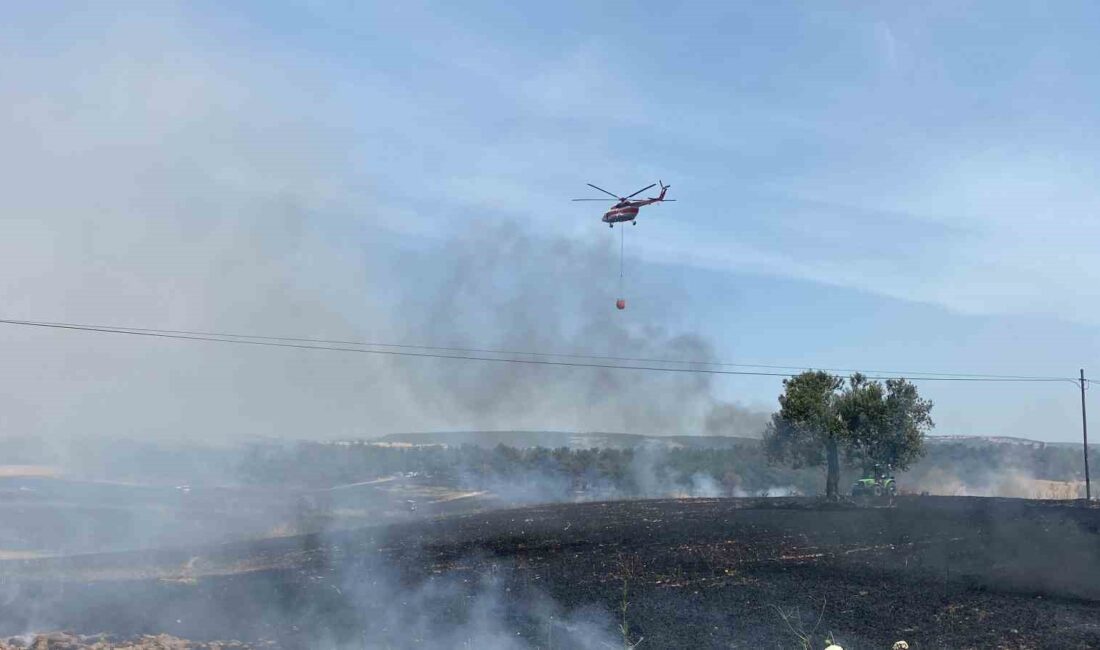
[4,497,1100,649]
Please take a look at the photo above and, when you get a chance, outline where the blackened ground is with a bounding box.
[0,475,499,557]
[3,496,1100,649]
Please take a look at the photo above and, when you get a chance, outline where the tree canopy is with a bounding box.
[764,371,933,498]
[845,375,933,473]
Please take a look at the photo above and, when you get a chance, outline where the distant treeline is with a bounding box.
[240,441,821,496]
[241,439,1097,498]
[905,441,1098,485]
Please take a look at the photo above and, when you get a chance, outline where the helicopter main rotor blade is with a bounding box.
[586,183,622,199]
[625,183,657,199]
[571,198,617,201]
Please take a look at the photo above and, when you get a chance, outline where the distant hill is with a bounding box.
[372,431,760,450]
[926,435,1096,449]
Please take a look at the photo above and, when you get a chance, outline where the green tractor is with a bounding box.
[851,464,897,501]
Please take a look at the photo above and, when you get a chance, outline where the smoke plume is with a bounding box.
[0,8,765,446]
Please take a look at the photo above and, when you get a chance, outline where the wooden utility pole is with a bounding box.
[1082,369,1090,501]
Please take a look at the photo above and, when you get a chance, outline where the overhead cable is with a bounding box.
[0,318,1081,384]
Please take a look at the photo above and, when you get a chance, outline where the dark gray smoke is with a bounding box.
[391,223,767,436]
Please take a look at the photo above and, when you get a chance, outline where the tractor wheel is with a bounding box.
[872,485,884,497]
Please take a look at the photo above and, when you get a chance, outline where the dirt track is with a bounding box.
[3,496,1099,649]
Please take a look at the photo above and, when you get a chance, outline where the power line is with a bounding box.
[0,318,1081,384]
[0,317,1076,383]
[0,319,805,378]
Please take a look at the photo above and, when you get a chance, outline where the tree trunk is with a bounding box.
[825,438,840,500]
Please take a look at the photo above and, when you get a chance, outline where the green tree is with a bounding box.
[764,371,848,498]
[837,373,888,472]
[838,374,933,473]
[865,378,932,471]
[765,371,934,498]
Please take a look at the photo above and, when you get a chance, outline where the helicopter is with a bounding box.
[572,181,674,227]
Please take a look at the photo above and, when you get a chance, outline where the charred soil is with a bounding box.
[3,496,1100,649]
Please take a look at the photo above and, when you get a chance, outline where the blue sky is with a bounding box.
[3,2,1099,442]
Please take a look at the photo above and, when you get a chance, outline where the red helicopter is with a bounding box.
[572,181,674,227]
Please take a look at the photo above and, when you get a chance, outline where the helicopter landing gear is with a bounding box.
[632,221,636,225]
[609,224,613,228]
